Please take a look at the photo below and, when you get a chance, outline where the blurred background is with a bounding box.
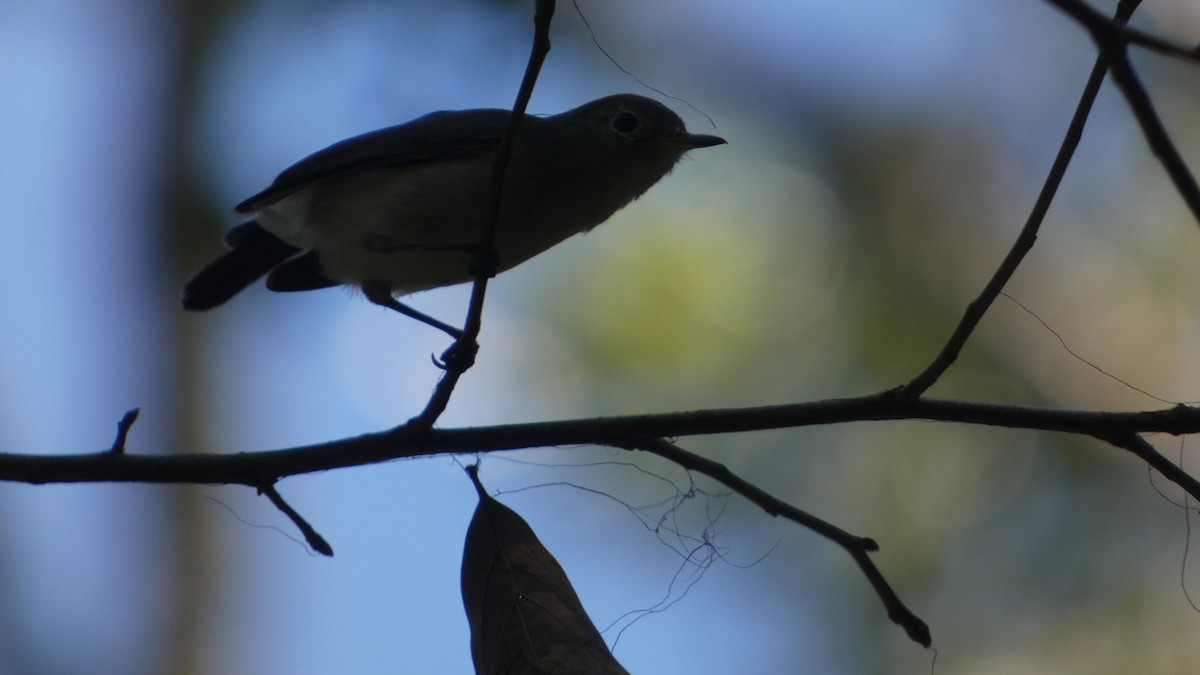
[2,0,1200,672]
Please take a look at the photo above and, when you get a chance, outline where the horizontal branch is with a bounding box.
[6,393,1200,493]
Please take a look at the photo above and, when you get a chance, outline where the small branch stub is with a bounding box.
[259,482,334,557]
[109,408,141,455]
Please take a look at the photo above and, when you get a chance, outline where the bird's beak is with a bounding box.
[676,133,727,149]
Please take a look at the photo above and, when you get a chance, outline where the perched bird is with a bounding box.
[181,94,725,336]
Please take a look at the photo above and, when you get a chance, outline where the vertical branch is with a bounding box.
[898,0,1141,398]
[412,0,557,428]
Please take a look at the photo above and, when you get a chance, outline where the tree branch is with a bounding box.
[1041,0,1200,224]
[413,0,557,427]
[1102,40,1200,226]
[1040,0,1200,64]
[626,438,930,646]
[901,0,1141,397]
[258,482,334,557]
[9,396,1200,498]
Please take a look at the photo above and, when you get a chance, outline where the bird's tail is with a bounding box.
[181,221,299,311]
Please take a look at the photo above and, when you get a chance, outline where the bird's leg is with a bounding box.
[361,282,464,340]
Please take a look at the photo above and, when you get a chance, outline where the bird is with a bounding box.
[181,94,725,337]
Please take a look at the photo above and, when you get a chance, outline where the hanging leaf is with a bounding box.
[461,466,631,675]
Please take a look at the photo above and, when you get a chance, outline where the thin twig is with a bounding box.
[259,482,334,557]
[900,0,1141,397]
[627,438,930,646]
[1040,0,1200,64]
[1102,42,1200,226]
[412,0,557,428]
[1042,0,1200,224]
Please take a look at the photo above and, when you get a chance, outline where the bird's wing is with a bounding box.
[234,108,513,214]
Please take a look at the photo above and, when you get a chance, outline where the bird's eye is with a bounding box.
[611,111,638,134]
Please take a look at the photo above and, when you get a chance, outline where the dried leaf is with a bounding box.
[461,467,630,675]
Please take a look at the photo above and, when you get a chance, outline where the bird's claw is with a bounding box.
[433,338,479,372]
